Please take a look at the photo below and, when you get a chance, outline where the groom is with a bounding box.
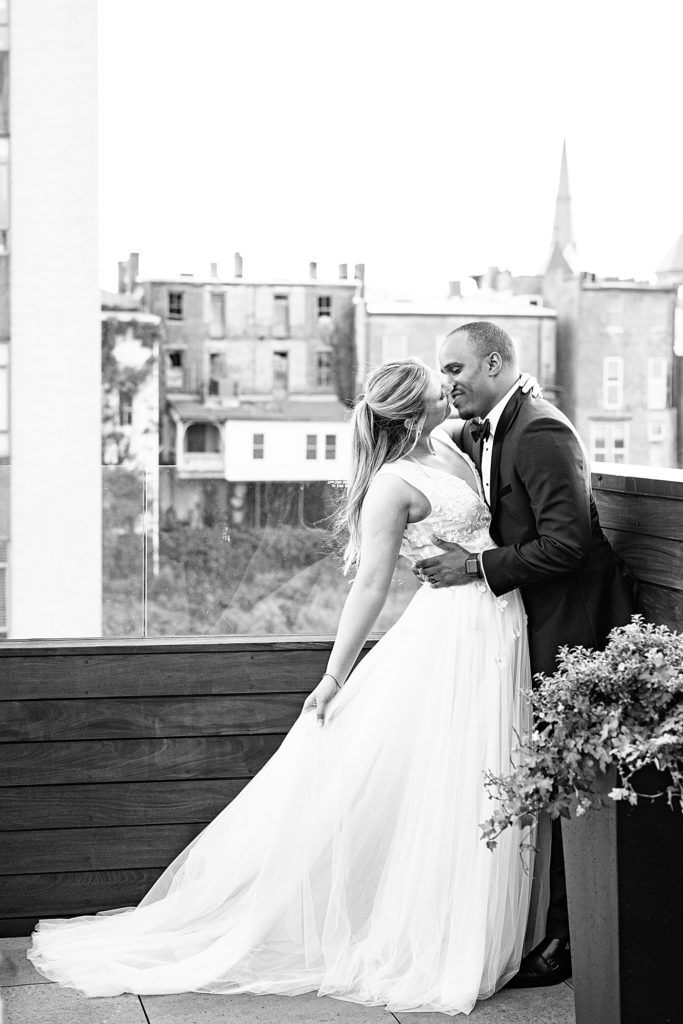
[415,320,634,987]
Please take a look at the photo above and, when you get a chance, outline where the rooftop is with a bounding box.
[365,298,556,318]
[580,277,677,292]
[169,397,352,423]
[145,275,360,289]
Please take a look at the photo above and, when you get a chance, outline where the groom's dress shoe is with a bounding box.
[505,938,571,988]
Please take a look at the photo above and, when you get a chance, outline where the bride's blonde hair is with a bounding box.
[338,358,435,572]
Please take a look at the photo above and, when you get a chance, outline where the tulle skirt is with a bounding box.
[28,580,534,1015]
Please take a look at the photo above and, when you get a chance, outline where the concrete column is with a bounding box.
[9,0,101,637]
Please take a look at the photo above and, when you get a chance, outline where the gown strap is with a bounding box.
[376,459,433,504]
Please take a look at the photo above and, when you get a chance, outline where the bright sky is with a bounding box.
[98,0,683,297]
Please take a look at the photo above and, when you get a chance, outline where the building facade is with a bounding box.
[113,255,362,528]
[359,296,558,395]
[513,143,680,469]
[544,276,678,466]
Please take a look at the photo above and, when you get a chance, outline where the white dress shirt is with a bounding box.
[480,380,522,507]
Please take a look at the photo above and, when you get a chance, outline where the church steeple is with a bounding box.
[545,140,577,274]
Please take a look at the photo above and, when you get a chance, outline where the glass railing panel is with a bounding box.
[146,471,419,637]
[102,465,145,637]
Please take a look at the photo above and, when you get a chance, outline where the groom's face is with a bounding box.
[439,332,495,419]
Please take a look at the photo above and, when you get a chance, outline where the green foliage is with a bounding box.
[480,616,683,850]
[102,514,419,638]
[101,317,159,465]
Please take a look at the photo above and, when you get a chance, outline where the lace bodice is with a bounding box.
[377,428,494,564]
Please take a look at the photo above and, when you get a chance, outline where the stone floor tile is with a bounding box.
[0,937,52,987]
[0,983,146,1024]
[140,990,395,1023]
[392,982,575,1023]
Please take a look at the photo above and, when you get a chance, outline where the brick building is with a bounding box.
[114,254,363,527]
[358,294,557,394]
[512,143,679,468]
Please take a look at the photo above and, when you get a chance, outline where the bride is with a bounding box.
[28,358,535,1016]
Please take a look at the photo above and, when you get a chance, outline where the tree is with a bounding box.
[101,316,159,465]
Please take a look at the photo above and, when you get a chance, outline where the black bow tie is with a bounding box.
[471,418,491,444]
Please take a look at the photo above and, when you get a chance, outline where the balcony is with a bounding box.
[177,449,224,473]
[177,422,224,478]
[1,466,681,1023]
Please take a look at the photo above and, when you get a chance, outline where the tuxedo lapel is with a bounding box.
[489,390,526,517]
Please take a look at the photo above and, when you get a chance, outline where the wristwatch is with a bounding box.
[465,553,483,579]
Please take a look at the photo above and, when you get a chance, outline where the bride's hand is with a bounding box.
[519,372,543,398]
[301,675,340,727]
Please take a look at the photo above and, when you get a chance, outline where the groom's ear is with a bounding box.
[486,352,503,377]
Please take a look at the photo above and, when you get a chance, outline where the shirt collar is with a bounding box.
[486,379,522,439]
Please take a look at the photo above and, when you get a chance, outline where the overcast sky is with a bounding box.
[98,0,683,296]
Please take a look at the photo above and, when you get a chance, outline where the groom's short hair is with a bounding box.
[447,321,517,367]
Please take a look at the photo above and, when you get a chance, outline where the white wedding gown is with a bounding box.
[28,430,534,1016]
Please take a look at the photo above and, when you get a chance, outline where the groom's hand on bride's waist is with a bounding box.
[414,537,472,588]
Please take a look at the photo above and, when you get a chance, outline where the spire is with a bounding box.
[656,231,683,285]
[544,140,577,275]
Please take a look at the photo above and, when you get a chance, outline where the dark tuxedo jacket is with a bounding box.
[461,390,634,678]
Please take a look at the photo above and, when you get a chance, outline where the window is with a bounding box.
[252,433,265,459]
[0,52,7,136]
[647,421,666,443]
[317,295,332,318]
[306,434,317,460]
[0,538,6,634]
[168,291,184,320]
[119,394,133,427]
[210,292,226,336]
[273,294,290,337]
[602,357,623,410]
[273,351,289,391]
[0,138,8,244]
[166,350,184,390]
[315,350,333,387]
[325,434,337,460]
[647,357,667,410]
[590,422,629,463]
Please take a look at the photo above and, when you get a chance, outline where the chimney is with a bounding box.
[354,262,366,297]
[117,261,127,294]
[128,252,139,287]
[210,262,218,278]
[234,252,243,278]
[309,261,318,280]
[339,263,348,280]
[448,280,462,299]
[484,265,499,290]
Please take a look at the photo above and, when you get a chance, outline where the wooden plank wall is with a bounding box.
[0,468,680,935]
[592,467,683,631]
[0,639,341,937]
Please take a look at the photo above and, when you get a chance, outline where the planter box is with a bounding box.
[562,766,683,1024]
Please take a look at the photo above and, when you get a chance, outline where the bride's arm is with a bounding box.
[302,475,410,724]
[437,414,465,446]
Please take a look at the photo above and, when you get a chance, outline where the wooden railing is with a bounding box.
[0,466,681,936]
[591,464,683,631]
